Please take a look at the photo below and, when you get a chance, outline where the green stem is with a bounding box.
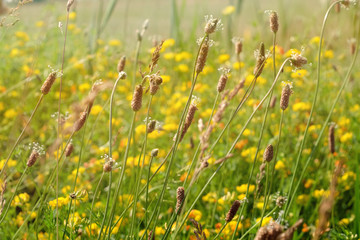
[0,166,28,223]
[259,110,284,228]
[0,94,44,177]
[89,172,105,238]
[172,59,289,238]
[213,222,228,240]
[284,0,347,218]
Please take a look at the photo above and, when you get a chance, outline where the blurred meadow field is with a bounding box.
[0,0,359,239]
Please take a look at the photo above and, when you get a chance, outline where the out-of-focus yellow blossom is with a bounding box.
[256,217,272,226]
[90,104,103,115]
[15,31,30,41]
[109,39,121,46]
[310,36,322,45]
[163,38,175,48]
[0,159,16,169]
[296,194,309,205]
[324,50,334,59]
[350,104,359,113]
[161,75,171,83]
[4,109,17,119]
[164,52,175,60]
[222,5,235,15]
[275,160,285,170]
[236,184,255,193]
[49,197,70,209]
[188,209,202,221]
[175,51,192,62]
[285,48,301,57]
[69,11,76,20]
[79,83,91,93]
[304,179,314,189]
[218,54,230,63]
[292,102,311,112]
[233,61,244,70]
[175,64,189,73]
[291,69,308,78]
[338,116,350,128]
[340,132,352,143]
[11,193,30,206]
[339,218,350,225]
[36,21,44,27]
[313,189,330,199]
[202,192,217,203]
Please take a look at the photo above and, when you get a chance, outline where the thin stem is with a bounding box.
[259,110,284,228]
[129,95,153,237]
[238,207,278,240]
[285,16,360,217]
[0,166,28,223]
[89,172,105,238]
[231,32,277,240]
[284,0,346,218]
[98,74,125,239]
[213,222,228,240]
[0,94,44,177]
[172,59,289,238]
[103,112,137,238]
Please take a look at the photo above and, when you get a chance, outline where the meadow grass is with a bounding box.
[0,0,359,239]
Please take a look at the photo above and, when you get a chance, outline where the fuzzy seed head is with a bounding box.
[147,120,157,133]
[225,200,241,222]
[290,53,307,68]
[65,143,74,157]
[151,148,159,157]
[329,124,335,154]
[117,56,126,72]
[74,111,87,132]
[235,40,243,55]
[131,85,143,111]
[27,150,39,167]
[270,96,277,108]
[280,84,293,110]
[41,72,57,95]
[195,38,210,74]
[217,74,228,93]
[276,196,286,208]
[66,0,75,12]
[103,162,112,172]
[204,18,219,34]
[263,144,274,162]
[176,187,185,214]
[150,41,164,72]
[269,11,279,33]
[254,42,266,78]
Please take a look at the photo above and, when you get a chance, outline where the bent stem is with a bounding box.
[172,58,289,238]
[0,166,28,223]
[284,0,346,218]
[1,94,44,178]
[259,110,284,228]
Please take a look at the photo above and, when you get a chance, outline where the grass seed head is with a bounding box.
[280,83,293,110]
[328,124,335,154]
[195,38,210,74]
[217,74,228,93]
[204,16,220,34]
[131,85,143,111]
[66,0,75,12]
[270,11,279,33]
[151,148,159,157]
[254,42,266,78]
[27,150,39,167]
[147,120,157,133]
[73,111,87,132]
[225,200,240,222]
[65,143,74,157]
[290,53,307,68]
[41,72,57,95]
[263,144,274,162]
[176,187,185,214]
[117,56,126,72]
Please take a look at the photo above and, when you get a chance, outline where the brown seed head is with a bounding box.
[151,148,159,157]
[131,85,143,111]
[147,120,157,133]
[150,40,164,72]
[254,222,283,240]
[217,74,228,93]
[225,200,241,222]
[276,196,286,208]
[103,162,112,172]
[204,18,219,34]
[176,187,185,214]
[328,124,335,154]
[66,0,75,12]
[180,104,198,141]
[263,144,274,162]
[235,40,243,55]
[117,56,126,72]
[27,150,40,167]
[270,96,277,108]
[254,42,266,78]
[270,11,279,33]
[280,84,293,110]
[290,53,307,68]
[74,111,87,132]
[148,230,155,240]
[65,143,74,157]
[349,38,356,55]
[41,72,57,95]
[195,38,210,74]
